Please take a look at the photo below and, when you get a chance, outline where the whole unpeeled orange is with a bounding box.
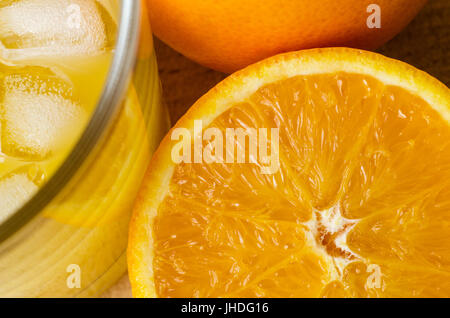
[147,0,427,73]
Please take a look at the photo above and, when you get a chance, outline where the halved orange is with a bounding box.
[128,48,450,298]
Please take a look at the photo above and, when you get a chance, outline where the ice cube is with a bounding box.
[0,0,116,60]
[0,170,39,223]
[1,67,88,159]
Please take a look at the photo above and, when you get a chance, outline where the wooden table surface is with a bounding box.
[102,0,449,298]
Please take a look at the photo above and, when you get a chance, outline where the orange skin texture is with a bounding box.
[147,0,428,73]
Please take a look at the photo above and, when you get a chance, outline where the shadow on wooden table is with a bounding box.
[378,0,449,86]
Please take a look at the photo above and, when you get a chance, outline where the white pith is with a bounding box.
[303,204,362,281]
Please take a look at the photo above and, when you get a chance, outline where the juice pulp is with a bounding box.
[0,0,167,296]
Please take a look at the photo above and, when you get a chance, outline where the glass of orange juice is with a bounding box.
[0,0,167,297]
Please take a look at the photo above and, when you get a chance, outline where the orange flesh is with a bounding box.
[153,73,450,297]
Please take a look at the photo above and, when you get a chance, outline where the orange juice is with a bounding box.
[0,0,167,296]
[0,0,115,222]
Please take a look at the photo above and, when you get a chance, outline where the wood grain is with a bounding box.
[104,0,449,298]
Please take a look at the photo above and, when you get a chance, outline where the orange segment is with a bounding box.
[342,87,450,219]
[347,187,450,271]
[249,73,383,209]
[320,280,349,298]
[128,48,450,298]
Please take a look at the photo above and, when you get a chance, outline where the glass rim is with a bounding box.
[0,0,142,243]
